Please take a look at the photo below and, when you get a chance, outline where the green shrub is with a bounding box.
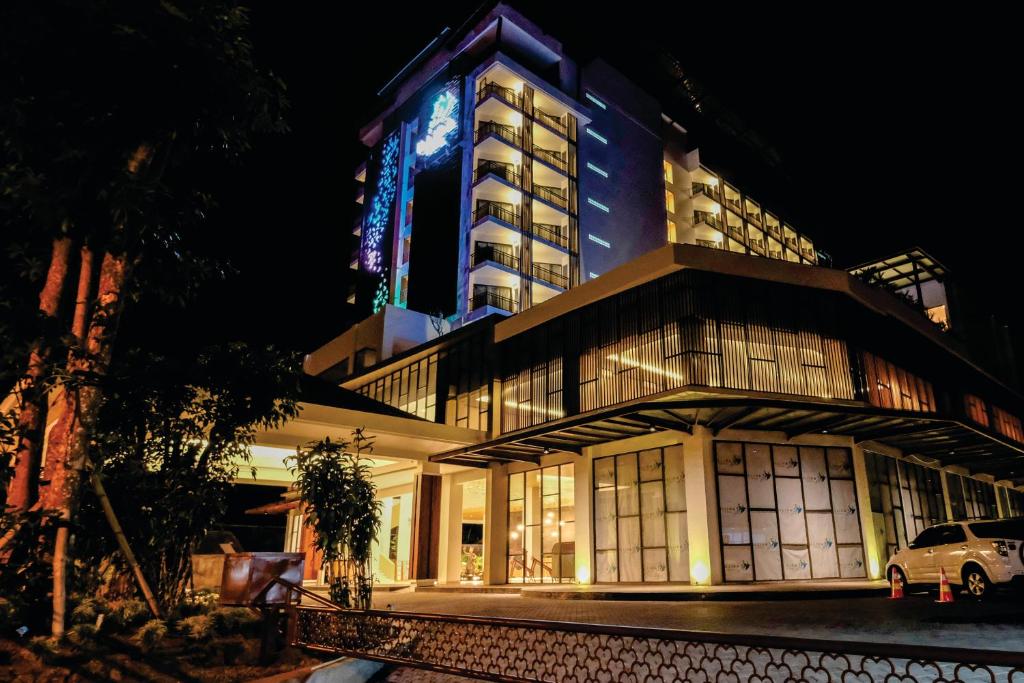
[132,619,167,652]
[66,623,100,651]
[177,614,215,641]
[71,597,108,625]
[210,607,260,634]
[106,599,150,631]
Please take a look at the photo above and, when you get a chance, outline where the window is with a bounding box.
[715,442,865,582]
[898,460,946,537]
[910,527,942,549]
[965,394,989,427]
[404,198,414,225]
[865,451,907,556]
[585,128,608,144]
[969,519,1024,539]
[594,446,688,583]
[993,406,1024,442]
[663,160,673,185]
[667,219,676,242]
[664,190,674,214]
[937,525,967,545]
[508,464,575,583]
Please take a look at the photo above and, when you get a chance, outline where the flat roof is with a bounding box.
[848,247,948,290]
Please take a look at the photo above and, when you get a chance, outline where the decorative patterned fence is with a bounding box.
[289,607,1024,682]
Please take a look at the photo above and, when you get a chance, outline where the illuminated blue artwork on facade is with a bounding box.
[415,86,460,157]
[360,132,400,312]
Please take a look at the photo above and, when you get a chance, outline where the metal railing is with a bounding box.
[532,263,567,288]
[532,146,568,173]
[290,607,1024,683]
[470,290,518,313]
[471,244,519,270]
[475,120,521,148]
[746,209,762,224]
[473,159,521,187]
[531,222,568,248]
[691,181,719,198]
[728,224,746,242]
[473,200,519,226]
[476,81,522,110]
[726,197,742,211]
[534,108,567,136]
[696,238,724,250]
[693,210,722,229]
[533,184,568,209]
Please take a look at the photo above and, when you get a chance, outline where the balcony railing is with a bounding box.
[765,224,782,240]
[696,239,724,250]
[727,225,746,242]
[475,120,521,148]
[801,247,816,260]
[725,197,742,212]
[769,249,784,260]
[534,108,567,136]
[533,184,568,209]
[693,210,721,229]
[473,200,519,226]
[531,222,569,248]
[472,244,519,271]
[749,239,766,256]
[691,182,719,199]
[473,159,521,187]
[532,146,568,173]
[477,81,523,110]
[746,210,761,225]
[532,263,568,288]
[471,290,518,313]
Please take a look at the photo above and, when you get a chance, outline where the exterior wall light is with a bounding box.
[691,560,711,585]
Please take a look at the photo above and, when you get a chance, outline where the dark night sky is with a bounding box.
[159,2,1022,356]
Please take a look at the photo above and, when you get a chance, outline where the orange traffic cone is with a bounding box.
[889,571,904,599]
[936,567,954,603]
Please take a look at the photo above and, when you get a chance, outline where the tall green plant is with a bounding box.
[287,430,381,609]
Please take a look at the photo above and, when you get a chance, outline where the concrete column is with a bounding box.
[684,426,718,585]
[851,445,884,579]
[574,448,594,584]
[437,473,464,584]
[484,464,509,585]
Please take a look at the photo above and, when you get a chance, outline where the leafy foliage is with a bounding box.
[287,430,381,608]
[74,343,302,612]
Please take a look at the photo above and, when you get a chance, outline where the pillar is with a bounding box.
[684,426,719,585]
[851,445,884,579]
[574,448,594,584]
[484,465,508,585]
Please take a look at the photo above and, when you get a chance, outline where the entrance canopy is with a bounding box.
[431,395,1024,484]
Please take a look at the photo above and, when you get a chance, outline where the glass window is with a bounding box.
[910,527,941,549]
[968,519,1024,540]
[593,446,688,583]
[507,463,575,583]
[665,189,675,214]
[663,160,673,184]
[937,525,966,545]
[715,442,865,582]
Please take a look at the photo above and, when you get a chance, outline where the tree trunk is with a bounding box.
[4,237,72,513]
[49,249,128,637]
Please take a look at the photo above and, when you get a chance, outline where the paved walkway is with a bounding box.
[369,591,1024,652]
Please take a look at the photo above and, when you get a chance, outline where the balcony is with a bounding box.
[696,238,724,250]
[532,146,568,174]
[471,289,518,313]
[727,224,746,243]
[749,239,766,257]
[474,159,521,187]
[693,210,722,230]
[691,182,719,199]
[475,121,521,148]
[473,199,520,227]
[477,81,523,111]
[533,184,568,210]
[531,222,569,249]
[765,224,782,240]
[746,210,761,225]
[472,243,520,271]
[532,263,568,288]
[725,197,742,213]
[534,108,567,136]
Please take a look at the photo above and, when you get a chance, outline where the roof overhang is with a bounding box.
[431,394,1024,485]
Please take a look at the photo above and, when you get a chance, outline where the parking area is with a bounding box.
[370,589,1024,652]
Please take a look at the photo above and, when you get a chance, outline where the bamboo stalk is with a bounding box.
[88,464,161,619]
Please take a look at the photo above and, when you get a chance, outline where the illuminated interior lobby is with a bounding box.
[238,4,1024,591]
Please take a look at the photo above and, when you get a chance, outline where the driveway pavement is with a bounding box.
[370,590,1024,652]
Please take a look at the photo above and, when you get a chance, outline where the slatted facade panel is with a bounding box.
[860,350,936,413]
[501,270,857,432]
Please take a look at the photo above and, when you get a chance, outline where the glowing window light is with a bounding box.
[415,88,460,157]
[588,271,599,279]
[607,353,685,382]
[585,92,607,110]
[586,162,608,178]
[587,198,610,213]
[585,128,608,144]
[587,233,611,248]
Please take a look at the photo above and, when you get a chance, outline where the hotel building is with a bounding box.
[245,4,1024,589]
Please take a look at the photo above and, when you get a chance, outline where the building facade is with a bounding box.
[249,4,1024,590]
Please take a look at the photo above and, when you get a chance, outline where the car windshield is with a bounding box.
[968,519,1024,540]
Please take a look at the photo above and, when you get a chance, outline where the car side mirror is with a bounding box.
[907,542,917,549]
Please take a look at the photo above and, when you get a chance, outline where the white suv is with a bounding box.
[886,519,1024,597]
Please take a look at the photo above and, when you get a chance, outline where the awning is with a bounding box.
[431,397,1024,485]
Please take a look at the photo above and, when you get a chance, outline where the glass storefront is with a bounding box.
[715,442,865,582]
[898,460,946,537]
[947,472,998,521]
[593,446,688,583]
[864,451,908,558]
[507,464,575,583]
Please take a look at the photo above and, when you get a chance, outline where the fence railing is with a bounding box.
[477,81,523,110]
[533,146,568,173]
[532,263,567,288]
[474,200,519,226]
[533,184,568,209]
[474,160,521,187]
[470,291,517,313]
[290,607,1024,683]
[531,222,568,248]
[476,120,522,148]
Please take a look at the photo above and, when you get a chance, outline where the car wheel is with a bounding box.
[889,566,906,588]
[963,566,991,598]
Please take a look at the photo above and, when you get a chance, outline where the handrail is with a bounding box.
[532,146,568,173]
[471,290,517,313]
[531,222,568,248]
[533,184,568,209]
[532,263,567,288]
[475,120,521,147]
[473,200,519,226]
[473,159,521,187]
[476,81,522,110]
[472,245,519,270]
[534,108,567,136]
